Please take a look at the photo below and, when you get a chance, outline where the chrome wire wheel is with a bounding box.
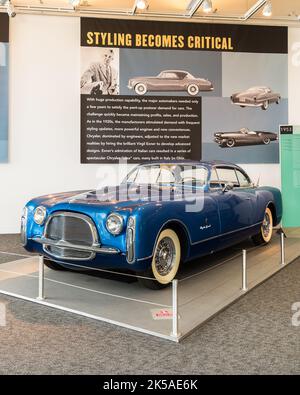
[262,211,271,239]
[154,237,176,276]
[151,229,181,285]
[261,207,273,243]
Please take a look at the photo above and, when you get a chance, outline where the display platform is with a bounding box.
[0,230,299,342]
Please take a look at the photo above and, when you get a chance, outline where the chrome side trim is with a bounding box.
[137,220,262,261]
[137,255,153,262]
[190,221,262,246]
[31,237,120,255]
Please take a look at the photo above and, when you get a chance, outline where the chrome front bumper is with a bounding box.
[31,237,120,255]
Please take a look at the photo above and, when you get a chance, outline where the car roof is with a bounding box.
[248,86,268,90]
[161,70,189,74]
[138,160,242,169]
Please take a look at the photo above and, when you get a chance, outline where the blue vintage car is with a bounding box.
[21,161,282,289]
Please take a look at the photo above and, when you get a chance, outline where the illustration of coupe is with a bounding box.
[214,128,278,148]
[231,86,281,110]
[128,70,214,96]
[21,161,282,289]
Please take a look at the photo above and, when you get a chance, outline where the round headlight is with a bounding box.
[33,206,47,225]
[106,213,124,235]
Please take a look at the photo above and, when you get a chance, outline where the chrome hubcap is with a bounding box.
[262,212,271,238]
[155,237,176,276]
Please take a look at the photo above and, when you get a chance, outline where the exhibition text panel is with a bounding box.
[81,96,201,163]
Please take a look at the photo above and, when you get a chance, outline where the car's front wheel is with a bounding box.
[187,84,199,96]
[252,207,273,245]
[263,137,271,145]
[134,83,147,95]
[138,229,181,290]
[226,138,236,148]
[262,100,269,110]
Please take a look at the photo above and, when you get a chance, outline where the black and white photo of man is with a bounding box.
[80,48,119,95]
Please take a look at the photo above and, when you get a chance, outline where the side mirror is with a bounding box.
[222,182,234,193]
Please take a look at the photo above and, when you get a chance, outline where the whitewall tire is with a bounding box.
[138,229,181,289]
[187,84,199,96]
[134,83,147,95]
[252,207,273,245]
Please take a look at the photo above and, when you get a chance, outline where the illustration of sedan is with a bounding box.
[214,128,278,148]
[128,70,214,96]
[231,86,281,110]
[21,161,282,289]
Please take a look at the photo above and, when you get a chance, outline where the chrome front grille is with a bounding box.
[44,212,99,260]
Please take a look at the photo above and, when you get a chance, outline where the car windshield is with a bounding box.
[240,128,249,134]
[124,164,208,187]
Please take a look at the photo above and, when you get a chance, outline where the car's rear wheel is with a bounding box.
[252,207,273,245]
[134,83,147,95]
[262,100,269,110]
[263,137,271,145]
[138,229,181,290]
[187,84,199,96]
[226,138,236,148]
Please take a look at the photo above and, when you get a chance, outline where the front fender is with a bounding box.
[133,202,190,261]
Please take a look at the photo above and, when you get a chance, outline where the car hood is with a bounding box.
[27,184,195,212]
[215,131,239,136]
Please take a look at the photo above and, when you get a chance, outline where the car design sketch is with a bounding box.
[22,161,282,289]
[128,70,214,96]
[231,86,281,110]
[214,128,278,148]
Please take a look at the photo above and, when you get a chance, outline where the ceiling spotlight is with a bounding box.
[7,1,16,17]
[202,0,212,13]
[262,1,272,17]
[69,0,80,7]
[136,0,148,10]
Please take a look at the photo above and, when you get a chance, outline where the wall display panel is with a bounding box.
[0,14,9,163]
[79,18,288,164]
[280,125,300,227]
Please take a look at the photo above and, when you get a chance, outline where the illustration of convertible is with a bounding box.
[128,70,214,96]
[214,128,278,148]
[21,161,282,289]
[231,86,281,110]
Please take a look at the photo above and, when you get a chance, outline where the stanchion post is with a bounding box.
[171,279,179,340]
[37,255,45,300]
[280,231,286,266]
[242,249,248,292]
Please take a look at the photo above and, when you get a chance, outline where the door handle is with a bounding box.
[245,198,251,200]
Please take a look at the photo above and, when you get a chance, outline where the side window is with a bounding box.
[210,168,221,189]
[236,170,251,188]
[216,168,239,187]
[157,168,175,183]
[164,73,178,79]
